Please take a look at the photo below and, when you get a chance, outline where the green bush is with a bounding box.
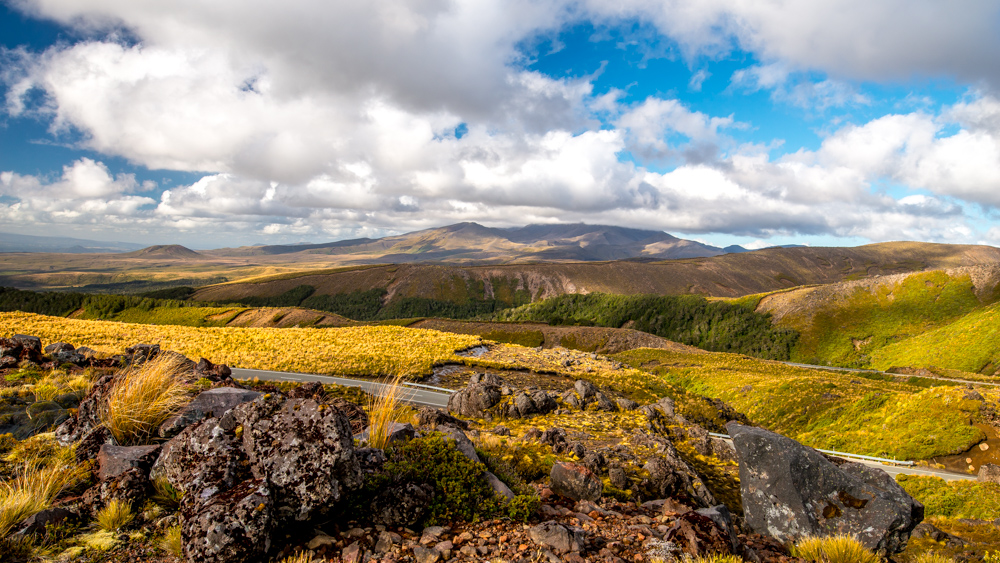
[369,433,500,524]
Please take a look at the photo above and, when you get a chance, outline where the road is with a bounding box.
[232,367,977,481]
[780,361,1000,387]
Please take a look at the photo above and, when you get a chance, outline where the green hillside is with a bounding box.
[871,301,1000,374]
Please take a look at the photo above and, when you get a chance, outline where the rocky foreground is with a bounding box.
[0,334,930,562]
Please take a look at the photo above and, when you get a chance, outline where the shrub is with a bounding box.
[791,534,880,563]
[99,355,192,445]
[96,499,134,531]
[364,374,406,450]
[370,433,500,524]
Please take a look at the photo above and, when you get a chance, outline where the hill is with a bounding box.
[754,265,1000,370]
[0,231,144,253]
[192,242,1000,309]
[207,222,725,262]
[122,244,205,259]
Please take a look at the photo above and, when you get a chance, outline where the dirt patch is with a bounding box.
[931,424,1000,474]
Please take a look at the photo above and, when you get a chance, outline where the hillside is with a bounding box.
[755,265,1000,370]
[122,244,205,259]
[192,242,1000,308]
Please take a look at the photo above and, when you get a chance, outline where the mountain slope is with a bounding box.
[122,245,205,259]
[0,232,144,253]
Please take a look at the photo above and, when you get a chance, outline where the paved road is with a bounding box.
[231,367,452,409]
[232,367,977,481]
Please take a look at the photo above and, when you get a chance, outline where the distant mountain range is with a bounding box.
[0,232,145,254]
[208,222,726,262]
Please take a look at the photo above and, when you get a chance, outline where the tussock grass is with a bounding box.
[162,525,183,556]
[914,553,954,563]
[364,374,406,450]
[151,477,183,510]
[279,551,316,563]
[0,453,87,537]
[29,371,93,403]
[99,355,192,445]
[791,534,880,563]
[96,499,133,531]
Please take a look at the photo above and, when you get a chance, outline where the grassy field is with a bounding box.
[613,348,988,460]
[0,312,480,379]
[759,270,992,368]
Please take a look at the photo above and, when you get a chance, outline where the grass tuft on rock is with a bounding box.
[99,355,191,445]
[364,374,406,450]
[161,525,182,557]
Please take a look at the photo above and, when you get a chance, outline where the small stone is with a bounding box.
[341,542,363,563]
[412,545,441,563]
[307,534,336,549]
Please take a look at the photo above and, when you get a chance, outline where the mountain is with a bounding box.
[121,245,205,259]
[0,232,145,253]
[207,222,724,262]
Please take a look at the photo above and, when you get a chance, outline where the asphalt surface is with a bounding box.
[233,367,978,481]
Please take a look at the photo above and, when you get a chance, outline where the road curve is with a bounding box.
[780,361,1000,387]
[232,367,976,481]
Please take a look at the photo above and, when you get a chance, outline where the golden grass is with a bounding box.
[0,311,481,379]
[279,551,316,563]
[96,499,134,532]
[99,355,192,445]
[162,525,183,557]
[0,453,87,537]
[364,374,407,450]
[914,553,954,563]
[29,371,93,403]
[791,535,880,563]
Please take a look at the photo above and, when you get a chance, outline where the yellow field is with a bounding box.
[0,312,481,379]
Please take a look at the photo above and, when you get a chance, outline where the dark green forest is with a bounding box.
[494,293,798,360]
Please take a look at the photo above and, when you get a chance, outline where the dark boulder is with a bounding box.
[550,461,602,502]
[235,396,361,524]
[151,418,248,498]
[15,507,76,536]
[194,358,233,382]
[469,372,506,387]
[181,478,273,563]
[574,380,598,401]
[158,387,262,439]
[44,342,74,355]
[633,432,717,508]
[414,407,467,430]
[370,482,435,527]
[0,337,23,358]
[55,373,117,446]
[594,392,618,412]
[979,463,1000,484]
[728,422,923,554]
[528,521,585,554]
[357,421,415,445]
[97,444,160,481]
[75,426,116,463]
[617,397,640,411]
[12,334,42,354]
[447,383,501,418]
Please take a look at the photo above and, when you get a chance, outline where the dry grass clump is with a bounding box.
[99,355,192,445]
[364,374,407,450]
[162,525,183,556]
[29,371,93,403]
[791,534,880,563]
[0,452,87,537]
[280,551,317,563]
[914,552,954,563]
[96,499,134,531]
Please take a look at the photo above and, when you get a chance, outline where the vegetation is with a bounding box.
[0,311,482,379]
[162,525,183,557]
[363,375,407,450]
[0,436,87,538]
[613,348,987,459]
[790,534,880,563]
[0,286,227,323]
[99,355,192,445]
[495,293,798,360]
[95,500,133,532]
[896,475,1000,520]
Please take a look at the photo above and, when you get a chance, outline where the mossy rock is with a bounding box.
[53,391,86,409]
[26,400,63,418]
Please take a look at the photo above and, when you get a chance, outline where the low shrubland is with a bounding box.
[493,292,798,360]
[614,347,988,459]
[0,311,481,379]
[896,475,1000,520]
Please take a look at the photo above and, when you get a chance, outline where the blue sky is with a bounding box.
[2,1,1000,249]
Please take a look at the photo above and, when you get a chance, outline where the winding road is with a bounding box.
[231,367,977,481]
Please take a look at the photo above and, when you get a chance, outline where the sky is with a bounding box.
[2,1,1000,250]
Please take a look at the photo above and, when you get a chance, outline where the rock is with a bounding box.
[728,422,923,554]
[158,350,196,372]
[664,510,738,557]
[469,372,506,387]
[979,463,1000,484]
[12,334,42,354]
[341,542,363,563]
[194,358,233,381]
[609,467,628,489]
[539,427,567,449]
[574,380,599,401]
[447,383,502,418]
[415,407,468,430]
[44,342,74,354]
[75,346,99,359]
[566,441,587,459]
[52,391,85,409]
[181,478,273,563]
[357,421,416,445]
[25,400,62,418]
[413,545,442,563]
[125,343,160,366]
[912,522,967,548]
[75,425,116,463]
[55,373,117,446]
[616,397,639,411]
[15,507,75,536]
[151,419,248,498]
[97,444,160,481]
[375,530,401,553]
[307,533,337,549]
[160,387,263,439]
[550,461,602,502]
[514,391,539,416]
[236,396,362,523]
[696,505,739,554]
[485,471,516,500]
[594,392,619,412]
[83,466,152,513]
[561,390,582,410]
[329,398,370,434]
[437,424,481,463]
[355,447,387,478]
[371,482,434,526]
[528,521,585,554]
[0,337,23,358]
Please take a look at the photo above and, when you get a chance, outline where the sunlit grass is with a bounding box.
[99,355,192,445]
[96,499,133,532]
[790,534,880,563]
[0,452,87,537]
[364,374,406,449]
